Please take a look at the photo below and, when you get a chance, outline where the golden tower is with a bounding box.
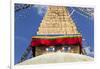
[31,6,82,57]
[37,6,80,35]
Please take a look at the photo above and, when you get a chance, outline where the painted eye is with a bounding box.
[62,47,71,52]
[46,47,55,52]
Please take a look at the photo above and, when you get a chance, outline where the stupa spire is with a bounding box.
[37,6,80,35]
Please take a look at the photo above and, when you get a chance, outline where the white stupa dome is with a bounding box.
[16,52,93,65]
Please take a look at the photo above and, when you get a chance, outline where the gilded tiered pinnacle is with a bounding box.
[37,6,80,35]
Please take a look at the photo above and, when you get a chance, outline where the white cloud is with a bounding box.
[33,5,48,16]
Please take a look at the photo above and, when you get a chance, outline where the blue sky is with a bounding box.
[15,4,94,64]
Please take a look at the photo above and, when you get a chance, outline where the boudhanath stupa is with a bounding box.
[17,6,93,65]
